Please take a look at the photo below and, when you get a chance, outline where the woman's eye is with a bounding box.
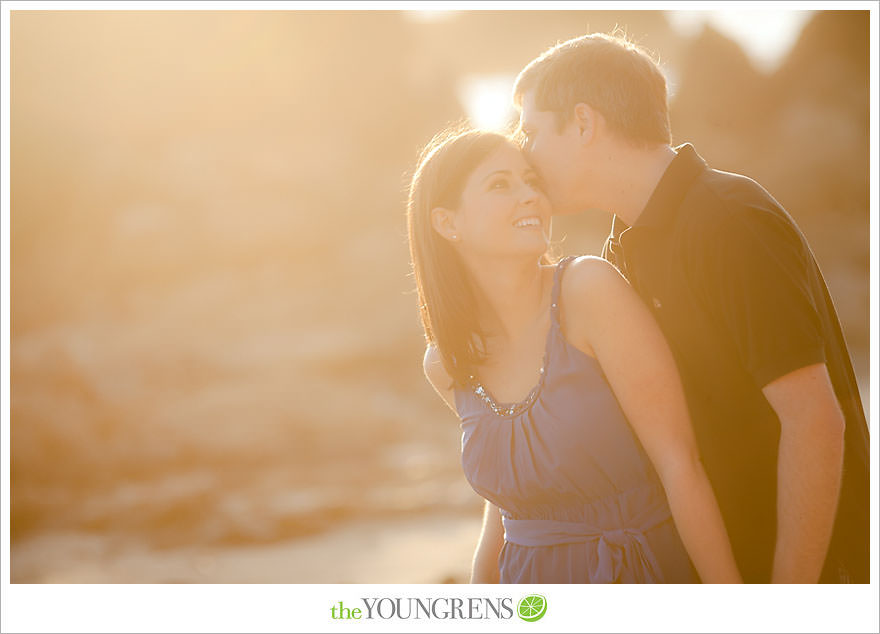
[489,179,509,190]
[527,177,544,190]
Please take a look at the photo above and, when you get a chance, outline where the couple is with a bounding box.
[406,33,869,584]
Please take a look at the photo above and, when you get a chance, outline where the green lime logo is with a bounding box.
[517,594,547,622]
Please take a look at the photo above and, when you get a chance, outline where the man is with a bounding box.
[512,32,869,583]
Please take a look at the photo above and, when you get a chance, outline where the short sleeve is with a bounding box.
[698,208,826,388]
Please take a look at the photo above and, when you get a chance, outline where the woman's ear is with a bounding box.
[430,206,461,243]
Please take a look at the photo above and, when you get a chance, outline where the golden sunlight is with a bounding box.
[457,74,517,131]
[666,10,814,73]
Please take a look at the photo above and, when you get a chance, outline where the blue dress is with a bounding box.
[454,256,699,583]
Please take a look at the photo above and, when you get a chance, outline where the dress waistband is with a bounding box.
[501,485,673,583]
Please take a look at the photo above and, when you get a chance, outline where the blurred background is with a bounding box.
[9,9,869,583]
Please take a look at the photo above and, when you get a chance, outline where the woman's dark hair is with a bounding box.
[406,124,552,386]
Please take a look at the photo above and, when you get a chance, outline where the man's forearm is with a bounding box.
[772,412,845,583]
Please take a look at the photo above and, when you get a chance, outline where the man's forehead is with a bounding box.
[519,91,536,118]
[519,91,547,126]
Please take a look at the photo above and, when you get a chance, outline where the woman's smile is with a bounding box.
[512,215,543,230]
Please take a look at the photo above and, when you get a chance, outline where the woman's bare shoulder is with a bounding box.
[560,255,627,307]
[423,344,451,385]
[558,256,631,351]
[423,345,456,411]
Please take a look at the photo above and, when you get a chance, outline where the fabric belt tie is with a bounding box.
[502,510,670,583]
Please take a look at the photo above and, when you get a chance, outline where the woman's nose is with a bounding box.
[520,182,539,205]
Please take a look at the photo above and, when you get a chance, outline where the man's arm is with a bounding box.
[698,207,842,583]
[762,362,845,583]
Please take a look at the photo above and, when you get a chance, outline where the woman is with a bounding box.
[407,125,741,584]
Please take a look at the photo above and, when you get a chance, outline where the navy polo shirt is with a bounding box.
[602,144,869,583]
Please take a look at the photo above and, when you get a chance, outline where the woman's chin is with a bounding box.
[466,235,550,260]
[518,235,550,257]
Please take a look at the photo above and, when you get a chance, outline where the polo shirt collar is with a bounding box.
[611,143,707,239]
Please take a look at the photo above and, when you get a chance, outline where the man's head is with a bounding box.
[513,32,671,214]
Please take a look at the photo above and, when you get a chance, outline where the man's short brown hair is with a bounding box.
[513,31,671,147]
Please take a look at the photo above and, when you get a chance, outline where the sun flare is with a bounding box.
[457,74,516,131]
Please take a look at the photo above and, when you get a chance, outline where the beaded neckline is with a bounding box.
[466,257,573,419]
[469,364,547,418]
[468,298,560,418]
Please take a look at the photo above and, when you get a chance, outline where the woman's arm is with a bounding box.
[423,346,503,582]
[561,257,742,583]
[470,500,504,583]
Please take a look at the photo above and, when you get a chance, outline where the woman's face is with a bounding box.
[448,142,551,259]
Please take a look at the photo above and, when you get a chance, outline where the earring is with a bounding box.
[451,234,458,240]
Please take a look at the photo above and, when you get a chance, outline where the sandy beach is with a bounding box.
[12,512,483,584]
